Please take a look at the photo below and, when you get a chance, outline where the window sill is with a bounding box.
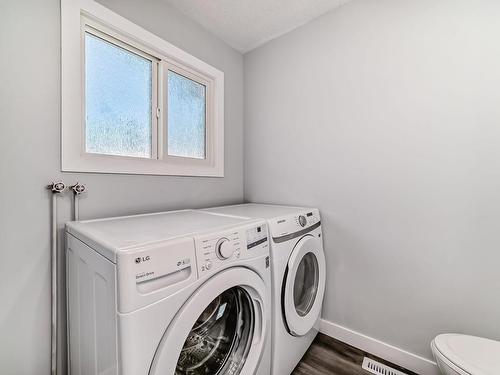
[61,152,224,177]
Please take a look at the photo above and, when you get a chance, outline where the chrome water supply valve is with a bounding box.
[47,181,66,193]
[70,182,86,195]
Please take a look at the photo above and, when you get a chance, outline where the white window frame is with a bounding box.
[61,0,224,177]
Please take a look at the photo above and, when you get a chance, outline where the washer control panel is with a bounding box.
[246,224,268,249]
[194,220,269,275]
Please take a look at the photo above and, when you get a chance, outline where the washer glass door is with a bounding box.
[176,286,254,375]
[149,267,267,375]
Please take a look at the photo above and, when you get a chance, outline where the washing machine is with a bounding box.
[66,209,271,375]
[203,204,327,375]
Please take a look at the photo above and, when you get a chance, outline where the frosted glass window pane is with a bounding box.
[167,70,206,159]
[85,32,152,158]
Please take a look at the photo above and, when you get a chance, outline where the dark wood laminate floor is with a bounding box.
[292,333,419,375]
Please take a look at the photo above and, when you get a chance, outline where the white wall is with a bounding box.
[0,0,243,373]
[244,0,500,364]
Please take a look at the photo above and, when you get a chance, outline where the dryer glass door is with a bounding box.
[293,252,319,317]
[283,235,326,337]
[176,286,254,375]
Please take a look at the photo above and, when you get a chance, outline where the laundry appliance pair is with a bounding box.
[66,204,326,375]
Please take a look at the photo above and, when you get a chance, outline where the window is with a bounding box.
[62,0,224,176]
[167,70,206,159]
[85,31,155,158]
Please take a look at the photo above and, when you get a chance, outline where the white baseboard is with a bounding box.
[320,319,440,375]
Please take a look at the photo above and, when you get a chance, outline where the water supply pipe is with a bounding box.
[69,182,86,221]
[47,181,66,375]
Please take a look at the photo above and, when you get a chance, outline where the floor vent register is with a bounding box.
[362,357,408,375]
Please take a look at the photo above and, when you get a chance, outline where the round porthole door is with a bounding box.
[282,235,326,337]
[150,268,268,375]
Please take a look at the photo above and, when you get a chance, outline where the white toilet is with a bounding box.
[431,334,500,375]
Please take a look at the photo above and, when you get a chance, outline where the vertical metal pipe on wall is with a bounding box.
[47,182,66,375]
[70,183,86,221]
[51,193,57,375]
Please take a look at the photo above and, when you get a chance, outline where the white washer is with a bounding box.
[203,204,327,375]
[66,209,271,375]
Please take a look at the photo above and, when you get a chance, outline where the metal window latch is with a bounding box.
[47,181,66,193]
[70,182,86,195]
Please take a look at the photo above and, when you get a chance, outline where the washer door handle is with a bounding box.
[252,298,264,346]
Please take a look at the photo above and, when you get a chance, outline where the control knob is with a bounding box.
[216,238,234,259]
[298,215,307,227]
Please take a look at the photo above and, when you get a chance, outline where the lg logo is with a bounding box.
[135,256,151,264]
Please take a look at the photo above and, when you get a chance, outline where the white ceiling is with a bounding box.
[162,0,350,53]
